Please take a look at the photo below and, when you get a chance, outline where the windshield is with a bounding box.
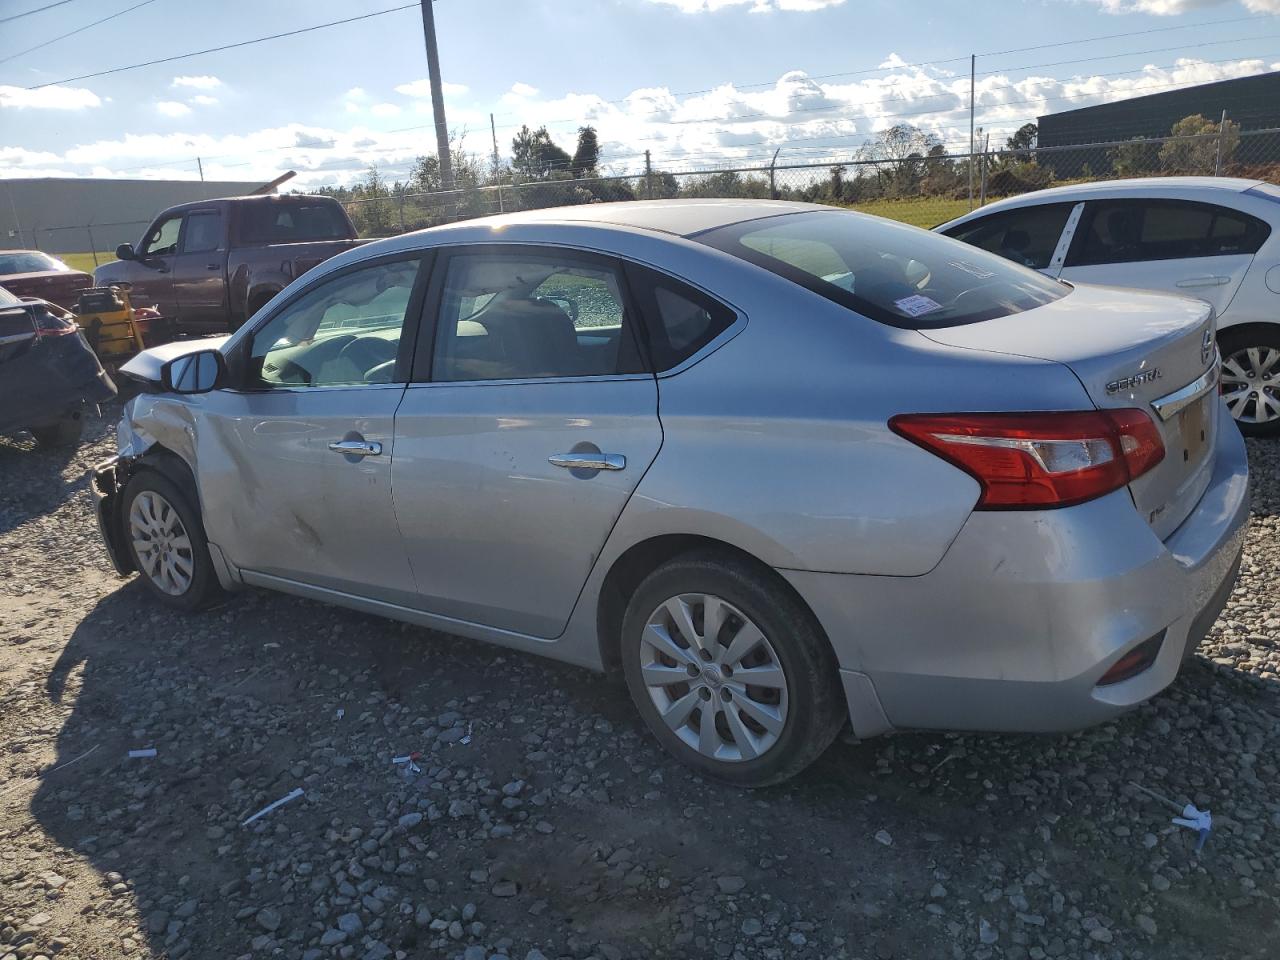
[696,210,1069,329]
[0,251,67,275]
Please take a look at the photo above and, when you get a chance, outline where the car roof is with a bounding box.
[947,176,1266,222]
[466,198,833,238]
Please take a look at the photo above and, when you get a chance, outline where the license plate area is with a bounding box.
[1176,390,1214,467]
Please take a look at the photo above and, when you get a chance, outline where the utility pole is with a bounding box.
[968,54,975,209]
[1215,109,1228,176]
[418,0,453,190]
[769,147,781,200]
[197,156,204,182]
[490,113,501,172]
[644,150,653,200]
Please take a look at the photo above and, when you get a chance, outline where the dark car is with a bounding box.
[0,249,93,311]
[0,286,115,446]
[94,194,365,335]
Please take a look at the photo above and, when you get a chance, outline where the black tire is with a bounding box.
[29,409,82,448]
[620,551,846,787]
[120,469,222,611]
[1218,326,1280,438]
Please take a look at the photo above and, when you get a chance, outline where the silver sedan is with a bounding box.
[92,200,1249,786]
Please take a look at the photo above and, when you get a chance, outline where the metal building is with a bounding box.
[1036,70,1280,176]
[1,177,273,258]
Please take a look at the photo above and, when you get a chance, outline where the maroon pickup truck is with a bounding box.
[95,194,365,334]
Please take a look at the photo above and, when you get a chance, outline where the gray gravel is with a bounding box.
[2,405,1279,959]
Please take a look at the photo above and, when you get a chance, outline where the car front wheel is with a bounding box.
[621,552,846,787]
[1219,327,1280,437]
[121,470,221,610]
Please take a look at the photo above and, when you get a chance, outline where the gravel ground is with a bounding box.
[2,404,1279,960]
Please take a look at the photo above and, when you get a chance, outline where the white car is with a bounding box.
[937,178,1280,435]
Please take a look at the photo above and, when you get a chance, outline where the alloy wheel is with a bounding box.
[639,593,789,762]
[129,490,195,596]
[1221,346,1280,425]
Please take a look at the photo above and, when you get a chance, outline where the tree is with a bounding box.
[353,164,390,236]
[858,124,942,197]
[511,125,572,179]
[1159,113,1239,174]
[1005,122,1038,153]
[1111,138,1159,177]
[571,126,600,178]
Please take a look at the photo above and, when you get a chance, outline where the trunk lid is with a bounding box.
[921,282,1219,540]
[2,270,93,309]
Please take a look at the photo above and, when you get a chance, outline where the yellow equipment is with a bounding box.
[74,284,147,367]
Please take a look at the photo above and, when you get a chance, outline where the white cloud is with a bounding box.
[394,79,468,98]
[509,82,538,98]
[645,0,844,10]
[6,55,1277,189]
[371,102,401,117]
[190,95,219,106]
[156,101,192,117]
[171,75,222,90]
[0,84,101,110]
[1090,0,1279,12]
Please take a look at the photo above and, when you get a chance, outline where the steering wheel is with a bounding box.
[337,337,396,378]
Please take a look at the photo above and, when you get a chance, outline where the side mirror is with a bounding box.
[161,349,225,395]
[115,243,136,261]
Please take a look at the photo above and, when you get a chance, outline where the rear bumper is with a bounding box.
[91,456,134,576]
[784,401,1250,737]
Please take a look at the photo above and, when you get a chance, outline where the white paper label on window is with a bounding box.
[893,294,943,317]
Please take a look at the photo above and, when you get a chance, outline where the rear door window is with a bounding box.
[698,210,1068,329]
[1067,199,1270,266]
[181,211,222,253]
[941,203,1075,270]
[239,201,349,244]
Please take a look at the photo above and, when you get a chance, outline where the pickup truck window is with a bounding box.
[140,215,182,257]
[240,202,349,244]
[183,211,222,253]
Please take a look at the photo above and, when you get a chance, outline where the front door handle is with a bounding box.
[1176,276,1229,288]
[549,452,625,471]
[328,439,382,457]
[207,263,220,271]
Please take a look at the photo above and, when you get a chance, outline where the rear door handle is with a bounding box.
[549,453,625,471]
[328,439,382,457]
[1176,276,1229,288]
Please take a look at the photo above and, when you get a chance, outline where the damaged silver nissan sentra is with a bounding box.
[92,199,1249,786]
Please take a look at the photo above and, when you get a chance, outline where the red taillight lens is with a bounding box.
[33,307,78,337]
[889,409,1165,509]
[1097,631,1165,685]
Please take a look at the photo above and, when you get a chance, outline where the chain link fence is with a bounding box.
[341,126,1280,236]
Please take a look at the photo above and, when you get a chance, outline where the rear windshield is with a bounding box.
[0,251,67,275]
[238,201,349,244]
[696,210,1069,329]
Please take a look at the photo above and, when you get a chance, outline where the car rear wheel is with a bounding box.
[121,470,221,610]
[1219,327,1280,437]
[621,552,845,787]
[29,409,82,448]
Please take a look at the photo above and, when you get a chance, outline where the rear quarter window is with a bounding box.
[697,210,1068,329]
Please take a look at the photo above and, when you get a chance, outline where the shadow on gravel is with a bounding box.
[0,414,111,537]
[26,559,1280,958]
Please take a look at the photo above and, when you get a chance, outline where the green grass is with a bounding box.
[843,196,973,229]
[59,252,115,273]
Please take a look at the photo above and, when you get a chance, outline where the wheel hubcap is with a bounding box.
[1221,346,1280,424]
[640,593,789,763]
[129,491,194,596]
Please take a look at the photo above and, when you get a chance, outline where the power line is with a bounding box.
[20,2,419,90]
[0,0,157,68]
[0,0,79,25]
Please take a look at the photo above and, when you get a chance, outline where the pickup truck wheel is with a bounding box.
[121,470,221,611]
[29,409,82,448]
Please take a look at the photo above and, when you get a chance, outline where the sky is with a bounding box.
[1,0,1279,189]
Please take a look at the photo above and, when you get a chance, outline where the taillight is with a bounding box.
[889,409,1165,509]
[33,306,78,337]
